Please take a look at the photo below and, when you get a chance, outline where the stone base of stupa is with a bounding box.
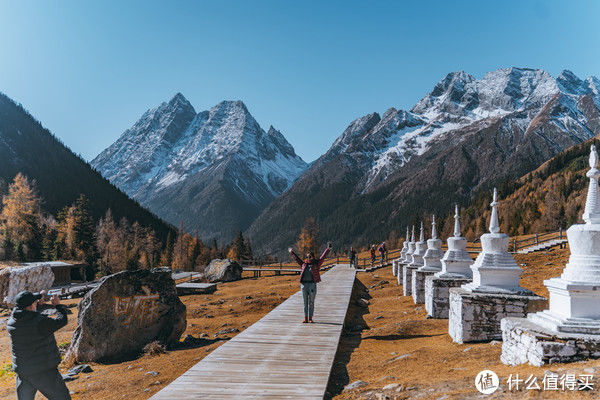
[392,259,402,277]
[425,274,472,319]
[500,317,600,366]
[448,287,546,343]
[396,262,406,285]
[412,269,437,304]
[403,264,419,296]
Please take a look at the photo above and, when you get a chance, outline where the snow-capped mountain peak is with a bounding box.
[92,95,308,240]
[324,68,600,193]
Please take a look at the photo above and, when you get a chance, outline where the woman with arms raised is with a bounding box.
[288,242,332,323]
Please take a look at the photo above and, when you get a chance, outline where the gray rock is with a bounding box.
[66,267,186,362]
[62,374,78,382]
[344,380,367,391]
[0,264,54,308]
[215,328,240,336]
[382,383,401,390]
[205,259,243,282]
[67,364,93,375]
[145,371,159,376]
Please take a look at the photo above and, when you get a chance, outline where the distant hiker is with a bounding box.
[378,241,387,266]
[370,245,376,268]
[347,247,357,268]
[7,290,71,400]
[289,242,332,323]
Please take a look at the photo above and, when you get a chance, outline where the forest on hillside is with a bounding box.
[378,137,600,246]
[1,173,255,278]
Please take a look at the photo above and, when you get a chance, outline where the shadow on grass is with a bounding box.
[325,277,371,399]
[93,337,229,365]
[363,333,445,341]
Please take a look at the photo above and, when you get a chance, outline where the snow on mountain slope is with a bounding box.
[92,94,307,241]
[247,67,600,255]
[354,68,600,191]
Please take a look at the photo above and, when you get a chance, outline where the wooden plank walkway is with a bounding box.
[150,264,356,400]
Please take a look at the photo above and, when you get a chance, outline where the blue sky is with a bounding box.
[0,1,599,162]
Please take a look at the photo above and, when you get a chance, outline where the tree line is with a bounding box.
[0,173,253,278]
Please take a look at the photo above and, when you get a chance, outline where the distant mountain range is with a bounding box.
[91,67,600,254]
[92,94,307,242]
[246,68,600,254]
[0,92,172,238]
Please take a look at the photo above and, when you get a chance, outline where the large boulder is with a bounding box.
[205,259,243,282]
[66,267,186,362]
[0,265,55,308]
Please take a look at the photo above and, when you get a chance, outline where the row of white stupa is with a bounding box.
[391,145,600,366]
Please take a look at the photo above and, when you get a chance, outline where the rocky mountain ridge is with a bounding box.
[92,94,307,242]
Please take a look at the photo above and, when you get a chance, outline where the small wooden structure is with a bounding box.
[176,282,217,295]
[24,261,87,285]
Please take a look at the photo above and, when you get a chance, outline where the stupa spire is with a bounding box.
[431,215,437,239]
[583,144,600,224]
[453,204,461,237]
[406,226,410,241]
[411,225,415,242]
[489,188,500,234]
[419,221,424,242]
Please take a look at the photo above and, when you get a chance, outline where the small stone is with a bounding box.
[62,374,78,382]
[584,368,596,374]
[490,340,501,346]
[344,380,367,391]
[144,388,151,392]
[388,353,411,363]
[215,328,240,336]
[67,364,93,375]
[374,315,384,320]
[383,383,401,390]
[145,371,159,376]
[463,347,472,352]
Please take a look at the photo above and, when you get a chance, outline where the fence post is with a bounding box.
[559,227,562,240]
[535,233,539,244]
[513,238,517,253]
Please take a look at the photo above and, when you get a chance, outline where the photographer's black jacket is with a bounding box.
[7,304,68,375]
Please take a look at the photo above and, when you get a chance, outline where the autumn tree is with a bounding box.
[227,231,251,260]
[296,217,320,256]
[0,174,43,260]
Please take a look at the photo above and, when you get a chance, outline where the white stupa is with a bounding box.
[501,145,600,365]
[448,189,545,343]
[402,224,421,296]
[529,144,600,333]
[404,225,416,264]
[394,226,410,278]
[400,226,410,263]
[435,205,473,279]
[425,205,474,318]
[408,222,426,268]
[420,215,443,272]
[461,188,531,295]
[413,216,443,304]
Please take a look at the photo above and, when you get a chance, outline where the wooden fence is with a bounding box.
[237,229,567,278]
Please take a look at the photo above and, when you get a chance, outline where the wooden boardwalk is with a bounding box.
[151,264,356,400]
